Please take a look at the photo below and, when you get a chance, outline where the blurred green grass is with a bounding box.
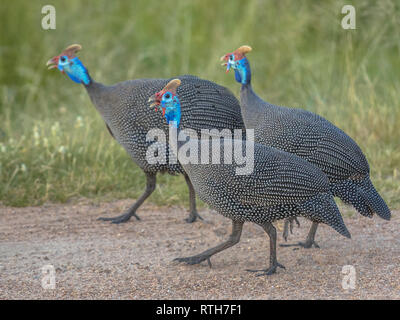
[0,0,399,208]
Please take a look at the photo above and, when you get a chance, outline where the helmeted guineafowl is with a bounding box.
[47,44,245,224]
[221,45,390,248]
[150,79,350,275]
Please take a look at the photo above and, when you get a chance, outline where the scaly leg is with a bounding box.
[247,222,285,276]
[98,172,156,224]
[174,220,243,266]
[282,217,301,241]
[280,221,320,248]
[184,173,203,223]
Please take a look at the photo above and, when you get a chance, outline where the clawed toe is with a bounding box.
[185,211,204,223]
[246,263,285,276]
[254,268,276,276]
[246,268,265,273]
[279,243,297,248]
[98,212,140,224]
[173,255,209,265]
[299,241,319,249]
[280,241,319,249]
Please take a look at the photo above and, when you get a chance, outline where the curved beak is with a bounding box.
[220,54,231,73]
[148,94,159,109]
[148,92,167,116]
[220,54,227,66]
[46,55,59,70]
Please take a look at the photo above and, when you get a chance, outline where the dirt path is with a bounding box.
[0,200,399,299]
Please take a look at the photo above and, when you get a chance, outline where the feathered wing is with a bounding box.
[92,75,244,133]
[177,76,245,131]
[85,75,245,172]
[218,144,330,207]
[256,105,369,182]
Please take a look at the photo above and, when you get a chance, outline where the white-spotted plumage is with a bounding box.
[85,75,245,223]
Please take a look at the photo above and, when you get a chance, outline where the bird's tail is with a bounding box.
[299,193,351,239]
[332,176,391,221]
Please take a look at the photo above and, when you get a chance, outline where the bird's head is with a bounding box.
[220,45,252,84]
[148,79,182,128]
[46,44,90,85]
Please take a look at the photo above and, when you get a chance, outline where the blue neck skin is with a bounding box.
[233,57,251,85]
[162,96,181,129]
[59,57,91,85]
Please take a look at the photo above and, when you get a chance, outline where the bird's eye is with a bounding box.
[229,55,234,61]
[60,56,66,62]
[164,93,170,99]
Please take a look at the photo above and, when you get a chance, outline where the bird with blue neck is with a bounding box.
[47,44,91,85]
[149,79,350,276]
[221,45,390,249]
[148,79,182,129]
[47,44,220,224]
[220,45,252,85]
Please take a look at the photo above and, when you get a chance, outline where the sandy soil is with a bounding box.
[0,199,399,300]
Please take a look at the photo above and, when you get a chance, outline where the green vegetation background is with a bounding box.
[0,0,399,209]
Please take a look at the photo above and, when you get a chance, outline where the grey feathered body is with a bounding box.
[85,75,245,174]
[240,84,390,220]
[177,136,350,237]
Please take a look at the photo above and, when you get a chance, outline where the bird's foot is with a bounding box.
[282,217,300,241]
[280,240,319,249]
[299,240,319,249]
[97,211,140,224]
[246,262,285,276]
[174,254,212,267]
[185,211,204,223]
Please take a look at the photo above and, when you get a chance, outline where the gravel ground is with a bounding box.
[0,199,399,299]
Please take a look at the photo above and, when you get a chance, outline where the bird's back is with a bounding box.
[86,75,245,173]
[240,87,370,183]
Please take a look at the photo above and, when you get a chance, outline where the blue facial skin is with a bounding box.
[161,91,181,128]
[58,55,91,85]
[227,54,251,85]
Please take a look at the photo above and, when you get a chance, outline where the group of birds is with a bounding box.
[47,44,390,276]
